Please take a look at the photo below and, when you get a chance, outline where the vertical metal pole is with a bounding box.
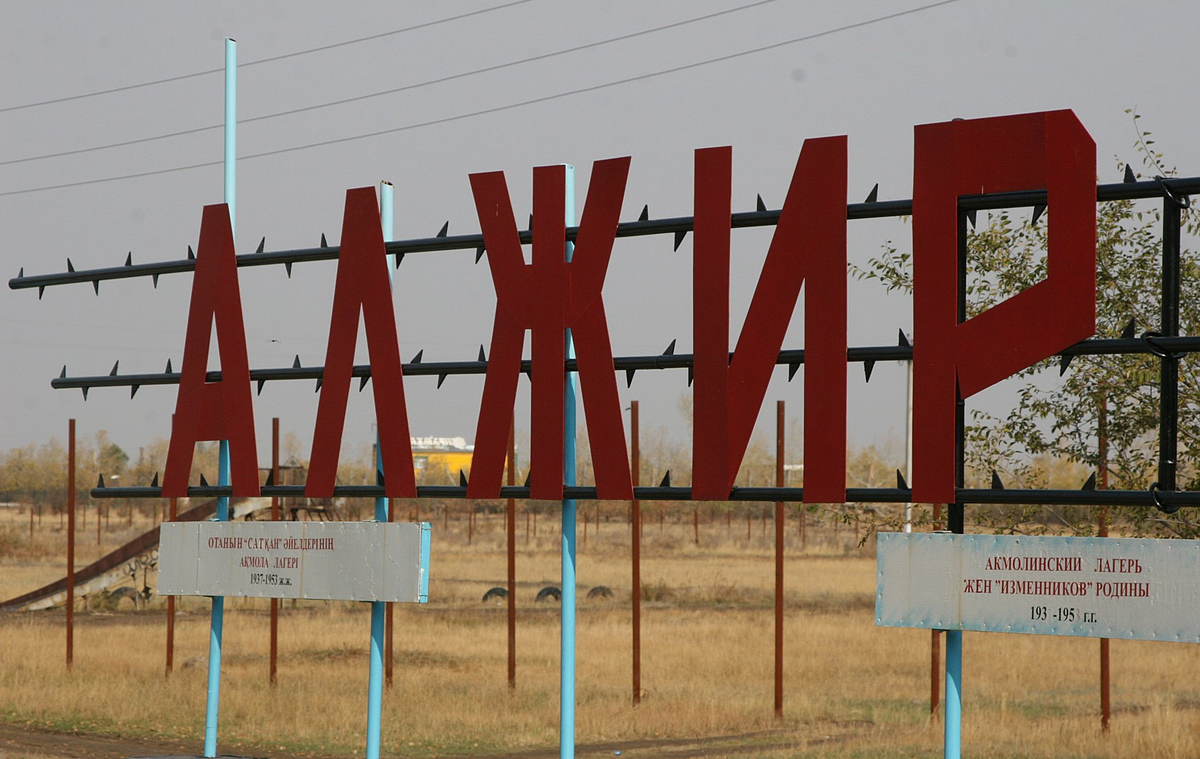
[904,353,914,533]
[66,419,75,671]
[944,630,962,759]
[1098,392,1110,732]
[383,183,396,693]
[204,38,236,759]
[366,180,394,759]
[1159,197,1181,493]
[561,165,578,759]
[630,400,641,705]
[507,422,517,689]
[166,495,177,677]
[270,418,279,687]
[774,400,784,719]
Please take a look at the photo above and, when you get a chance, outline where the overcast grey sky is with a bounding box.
[3,1,1199,469]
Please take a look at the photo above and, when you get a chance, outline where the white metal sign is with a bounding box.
[876,532,1200,643]
[158,521,430,603]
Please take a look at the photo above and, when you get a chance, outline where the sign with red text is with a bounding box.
[157,521,431,603]
[875,533,1200,642]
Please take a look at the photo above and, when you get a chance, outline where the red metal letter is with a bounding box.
[468,158,633,500]
[162,204,260,497]
[692,138,848,502]
[912,110,1096,503]
[306,187,416,498]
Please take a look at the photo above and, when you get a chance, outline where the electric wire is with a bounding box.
[0,0,781,168]
[0,0,963,199]
[0,0,535,114]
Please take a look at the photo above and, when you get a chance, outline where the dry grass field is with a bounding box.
[1,502,1199,758]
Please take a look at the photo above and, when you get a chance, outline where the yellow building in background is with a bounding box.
[411,436,474,480]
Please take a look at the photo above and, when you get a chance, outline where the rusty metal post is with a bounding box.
[166,494,177,677]
[507,423,517,689]
[270,418,280,687]
[630,400,641,705]
[774,400,784,719]
[931,502,942,717]
[66,418,75,671]
[1098,393,1110,732]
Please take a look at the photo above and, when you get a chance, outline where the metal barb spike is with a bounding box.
[991,470,1004,490]
[66,258,75,272]
[59,365,67,379]
[638,205,649,222]
[394,252,404,268]
[1031,204,1046,226]
[92,280,100,295]
[659,471,671,488]
[17,267,23,278]
[787,363,801,382]
[110,361,119,376]
[124,252,133,267]
[1124,164,1137,183]
[263,470,273,487]
[1121,318,1137,340]
[200,474,210,487]
[38,286,44,299]
[98,473,106,488]
[151,472,159,488]
[358,375,370,392]
[459,470,468,488]
[437,373,448,389]
[320,233,328,248]
[756,194,767,213]
[865,183,879,204]
[81,387,89,401]
[377,469,385,487]
[898,329,911,348]
[1059,353,1074,376]
[130,385,139,399]
[478,345,486,363]
[625,368,636,388]
[256,237,265,254]
[1082,472,1097,491]
[314,377,323,393]
[528,214,534,232]
[475,246,486,264]
[285,261,293,278]
[152,273,159,288]
[410,350,423,364]
[663,339,676,356]
[896,469,908,490]
[436,221,449,238]
[863,360,876,382]
[256,379,266,396]
[688,366,694,387]
[673,230,687,251]
[292,355,302,369]
[523,471,531,488]
[187,245,195,260]
[165,358,173,374]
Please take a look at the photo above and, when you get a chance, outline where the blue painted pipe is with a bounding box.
[560,165,577,759]
[204,39,236,759]
[944,630,962,759]
[365,180,394,759]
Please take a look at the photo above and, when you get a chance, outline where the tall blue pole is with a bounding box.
[944,630,962,759]
[204,37,236,759]
[560,165,577,759]
[366,181,394,759]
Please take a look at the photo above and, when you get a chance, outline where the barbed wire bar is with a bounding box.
[10,177,1198,293]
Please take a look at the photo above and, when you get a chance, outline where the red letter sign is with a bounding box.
[162,204,260,497]
[468,158,632,500]
[306,187,417,498]
[692,138,848,502]
[912,110,1096,503]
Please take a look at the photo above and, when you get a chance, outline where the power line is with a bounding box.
[0,0,535,114]
[0,0,781,167]
[0,0,963,199]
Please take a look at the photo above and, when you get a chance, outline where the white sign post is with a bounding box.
[876,532,1200,642]
[158,521,431,603]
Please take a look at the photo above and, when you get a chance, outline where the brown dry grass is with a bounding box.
[1,504,1199,758]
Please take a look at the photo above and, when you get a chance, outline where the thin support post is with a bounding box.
[1098,392,1110,732]
[204,39,235,759]
[1159,198,1181,492]
[631,400,641,705]
[366,179,395,759]
[774,400,785,719]
[944,630,962,759]
[66,419,75,671]
[507,422,517,689]
[560,164,578,759]
[270,418,279,687]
